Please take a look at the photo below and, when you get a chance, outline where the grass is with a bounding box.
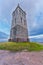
[0,42,43,52]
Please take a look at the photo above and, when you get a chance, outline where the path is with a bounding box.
[0,50,43,65]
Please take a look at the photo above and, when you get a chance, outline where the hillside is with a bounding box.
[0,42,43,52]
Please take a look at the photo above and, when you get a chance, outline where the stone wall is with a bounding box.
[10,25,29,42]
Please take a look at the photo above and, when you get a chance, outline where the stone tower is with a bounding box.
[9,4,29,42]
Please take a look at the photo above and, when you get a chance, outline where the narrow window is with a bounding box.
[24,20,26,25]
[15,18,16,24]
[19,9,21,13]
[21,17,22,23]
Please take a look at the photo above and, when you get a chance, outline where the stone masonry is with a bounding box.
[9,4,29,42]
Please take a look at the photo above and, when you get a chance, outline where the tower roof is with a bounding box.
[12,4,26,15]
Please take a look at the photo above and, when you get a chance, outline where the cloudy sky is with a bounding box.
[0,0,43,41]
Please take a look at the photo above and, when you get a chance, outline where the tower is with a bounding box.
[9,4,29,42]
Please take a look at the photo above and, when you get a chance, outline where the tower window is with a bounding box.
[24,20,26,25]
[15,18,16,24]
[19,9,21,13]
[21,17,22,23]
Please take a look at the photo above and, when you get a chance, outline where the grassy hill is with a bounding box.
[0,42,43,52]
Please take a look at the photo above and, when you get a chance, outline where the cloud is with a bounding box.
[29,34,43,38]
[27,0,43,36]
[29,34,43,42]
[0,0,43,36]
[0,18,10,35]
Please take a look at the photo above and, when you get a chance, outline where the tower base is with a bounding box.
[8,38,29,42]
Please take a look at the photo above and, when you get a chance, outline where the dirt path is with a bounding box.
[0,50,43,65]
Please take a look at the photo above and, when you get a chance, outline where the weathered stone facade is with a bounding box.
[9,4,29,42]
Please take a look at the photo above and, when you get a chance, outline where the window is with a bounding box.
[19,9,21,13]
[13,29,16,35]
[22,13,23,16]
[21,17,22,23]
[15,18,16,24]
[19,9,21,15]
[16,10,18,15]
[24,20,26,25]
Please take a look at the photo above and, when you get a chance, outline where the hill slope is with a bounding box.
[0,42,43,52]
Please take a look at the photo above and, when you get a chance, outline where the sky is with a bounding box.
[0,0,43,41]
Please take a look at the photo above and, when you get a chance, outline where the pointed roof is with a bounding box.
[12,4,26,15]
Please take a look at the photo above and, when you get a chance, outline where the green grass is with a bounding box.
[0,42,43,52]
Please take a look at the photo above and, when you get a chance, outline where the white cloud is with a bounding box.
[29,34,43,38]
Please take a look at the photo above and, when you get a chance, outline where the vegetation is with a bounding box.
[0,42,43,52]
